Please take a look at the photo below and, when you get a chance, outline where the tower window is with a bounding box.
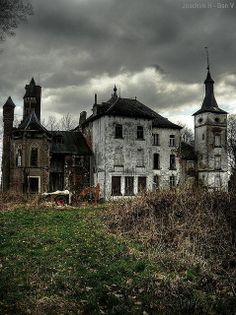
[169,135,175,147]
[16,149,22,167]
[30,147,38,167]
[115,124,123,138]
[214,155,221,170]
[153,153,160,169]
[214,134,221,147]
[125,176,134,195]
[152,133,159,146]
[137,126,144,139]
[111,176,121,196]
[170,154,176,170]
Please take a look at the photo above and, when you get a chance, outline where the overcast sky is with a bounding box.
[1,0,236,129]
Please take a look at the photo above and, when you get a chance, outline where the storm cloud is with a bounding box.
[0,0,236,128]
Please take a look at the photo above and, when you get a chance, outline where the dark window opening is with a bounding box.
[169,135,175,147]
[170,154,176,170]
[30,148,38,167]
[152,133,159,146]
[137,126,144,139]
[138,177,147,193]
[202,133,205,140]
[115,124,123,138]
[125,176,134,195]
[28,177,39,193]
[153,153,160,170]
[112,176,121,196]
[153,175,159,190]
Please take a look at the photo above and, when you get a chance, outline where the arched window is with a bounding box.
[31,147,38,167]
[16,149,22,167]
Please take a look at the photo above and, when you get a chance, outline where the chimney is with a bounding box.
[2,97,15,192]
[79,111,87,126]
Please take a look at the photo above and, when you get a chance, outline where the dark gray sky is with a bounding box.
[1,0,236,128]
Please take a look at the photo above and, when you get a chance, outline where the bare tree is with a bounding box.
[0,0,33,41]
[58,113,77,131]
[177,122,194,144]
[45,115,59,131]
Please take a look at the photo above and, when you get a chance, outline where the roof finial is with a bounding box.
[205,46,210,71]
[113,84,117,97]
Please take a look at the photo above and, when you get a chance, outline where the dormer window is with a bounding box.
[115,124,123,138]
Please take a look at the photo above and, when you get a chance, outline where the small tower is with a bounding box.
[193,58,228,190]
[23,78,41,122]
[2,97,15,191]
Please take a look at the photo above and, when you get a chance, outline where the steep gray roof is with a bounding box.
[82,95,181,129]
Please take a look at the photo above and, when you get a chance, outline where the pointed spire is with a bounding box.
[113,85,118,97]
[3,96,16,108]
[30,77,36,86]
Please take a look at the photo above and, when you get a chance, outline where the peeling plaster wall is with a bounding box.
[91,116,181,200]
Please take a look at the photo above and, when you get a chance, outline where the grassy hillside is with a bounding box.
[0,191,236,314]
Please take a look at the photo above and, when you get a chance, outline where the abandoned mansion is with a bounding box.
[1,67,228,200]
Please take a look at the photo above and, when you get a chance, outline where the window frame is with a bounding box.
[153,153,160,170]
[170,175,176,188]
[137,126,144,140]
[30,147,38,167]
[138,176,147,193]
[111,176,122,196]
[115,124,123,139]
[125,176,134,196]
[169,154,176,170]
[152,133,160,146]
[169,135,176,147]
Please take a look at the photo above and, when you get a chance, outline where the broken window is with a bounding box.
[170,175,176,188]
[137,149,144,167]
[137,126,144,139]
[169,135,175,147]
[138,177,147,193]
[214,155,221,170]
[28,177,39,193]
[153,175,159,190]
[153,153,160,169]
[125,176,134,195]
[30,147,38,167]
[170,154,176,170]
[214,134,221,147]
[115,124,123,138]
[16,149,22,167]
[111,176,121,195]
[152,133,159,146]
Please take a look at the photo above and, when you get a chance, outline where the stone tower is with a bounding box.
[23,78,41,121]
[193,68,228,190]
[2,97,15,192]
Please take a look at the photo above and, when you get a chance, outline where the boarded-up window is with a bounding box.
[111,176,121,195]
[137,149,144,167]
[138,177,146,193]
[169,135,175,147]
[170,175,176,188]
[153,175,159,190]
[125,176,134,195]
[170,155,176,170]
[153,153,160,169]
[115,124,123,138]
[30,148,38,167]
[152,133,159,146]
[114,147,124,166]
[137,126,144,139]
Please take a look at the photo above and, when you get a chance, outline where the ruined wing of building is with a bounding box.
[1,68,228,200]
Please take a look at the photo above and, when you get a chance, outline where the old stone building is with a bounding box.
[2,78,92,194]
[1,67,229,199]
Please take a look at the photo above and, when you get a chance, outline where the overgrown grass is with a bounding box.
[0,191,236,314]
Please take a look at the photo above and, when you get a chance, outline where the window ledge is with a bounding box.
[136,138,145,141]
[114,137,124,139]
